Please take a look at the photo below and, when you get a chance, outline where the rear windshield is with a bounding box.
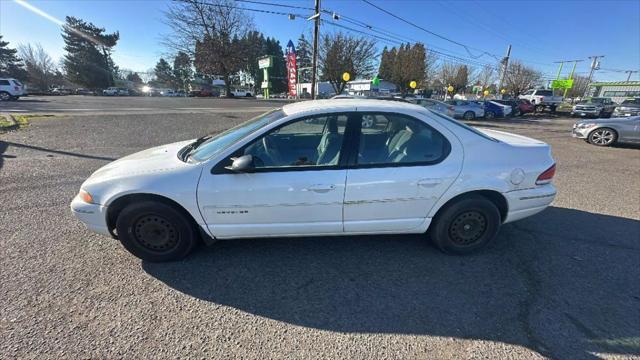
[11,80,22,86]
[536,90,553,96]
[425,110,497,142]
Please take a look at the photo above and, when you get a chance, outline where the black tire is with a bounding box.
[0,91,11,101]
[245,93,252,97]
[115,201,199,262]
[485,111,495,119]
[588,127,617,147]
[429,195,501,254]
[463,111,475,120]
[512,109,521,117]
[535,105,544,113]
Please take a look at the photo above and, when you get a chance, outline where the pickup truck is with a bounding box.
[571,97,616,118]
[519,89,563,112]
[230,89,254,97]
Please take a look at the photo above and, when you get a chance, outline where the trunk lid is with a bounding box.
[476,128,547,146]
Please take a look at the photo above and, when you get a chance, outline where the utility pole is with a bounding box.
[625,70,638,81]
[496,44,511,99]
[309,0,321,100]
[584,55,604,96]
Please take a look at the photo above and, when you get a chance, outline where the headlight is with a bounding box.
[78,189,94,204]
[576,123,597,129]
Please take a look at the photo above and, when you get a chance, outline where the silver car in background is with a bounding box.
[414,98,455,117]
[445,100,485,120]
[613,98,640,117]
[572,116,640,146]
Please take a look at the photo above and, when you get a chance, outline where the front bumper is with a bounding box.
[613,110,640,117]
[504,185,556,223]
[572,127,591,139]
[70,195,111,236]
[571,109,602,117]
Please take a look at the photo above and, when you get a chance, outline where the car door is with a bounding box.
[197,113,352,238]
[343,111,463,233]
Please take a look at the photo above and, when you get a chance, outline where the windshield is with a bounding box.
[621,99,640,105]
[579,98,605,104]
[187,109,285,163]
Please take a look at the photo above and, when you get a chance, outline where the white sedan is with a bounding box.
[71,99,557,262]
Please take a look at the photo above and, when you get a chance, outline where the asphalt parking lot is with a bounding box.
[1,96,639,359]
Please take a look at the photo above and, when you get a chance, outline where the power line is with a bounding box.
[234,0,314,11]
[360,0,500,61]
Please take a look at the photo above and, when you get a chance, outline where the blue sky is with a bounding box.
[1,0,639,81]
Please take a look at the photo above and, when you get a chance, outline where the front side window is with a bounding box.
[242,114,347,168]
[357,113,449,166]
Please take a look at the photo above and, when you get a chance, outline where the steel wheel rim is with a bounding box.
[133,214,179,253]
[449,211,487,246]
[592,129,614,145]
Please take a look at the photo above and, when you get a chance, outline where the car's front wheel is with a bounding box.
[588,127,617,146]
[485,111,495,119]
[116,201,199,262]
[429,195,501,254]
[463,111,475,120]
[0,91,11,101]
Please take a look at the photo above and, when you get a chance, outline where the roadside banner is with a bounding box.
[286,40,297,97]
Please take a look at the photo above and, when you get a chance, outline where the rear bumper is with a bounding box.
[70,195,111,236]
[504,185,556,223]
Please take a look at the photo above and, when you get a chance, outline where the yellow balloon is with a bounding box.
[409,81,417,89]
[342,72,350,82]
[483,90,490,96]
[500,88,506,94]
[447,85,454,93]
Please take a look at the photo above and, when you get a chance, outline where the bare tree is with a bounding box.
[504,60,542,97]
[18,43,57,92]
[163,0,253,57]
[475,64,496,91]
[319,32,377,94]
[436,62,471,93]
[565,75,589,99]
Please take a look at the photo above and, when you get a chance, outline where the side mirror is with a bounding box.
[225,154,254,172]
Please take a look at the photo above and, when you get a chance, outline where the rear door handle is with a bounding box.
[417,178,443,188]
[306,184,336,193]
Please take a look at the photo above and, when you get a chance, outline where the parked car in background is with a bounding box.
[473,101,511,119]
[50,88,73,95]
[519,89,563,112]
[71,99,557,262]
[571,97,616,118]
[613,98,640,117]
[103,87,129,96]
[0,78,26,100]
[494,99,534,116]
[444,99,485,120]
[75,88,96,96]
[414,99,454,117]
[572,116,640,146]
[230,89,254,97]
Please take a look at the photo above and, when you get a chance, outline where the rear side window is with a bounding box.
[0,80,10,86]
[356,113,450,166]
[11,80,22,86]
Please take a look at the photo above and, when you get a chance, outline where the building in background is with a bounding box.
[587,81,640,103]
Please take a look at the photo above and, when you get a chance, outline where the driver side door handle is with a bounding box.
[306,184,336,193]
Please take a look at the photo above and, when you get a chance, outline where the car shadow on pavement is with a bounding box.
[143,207,640,359]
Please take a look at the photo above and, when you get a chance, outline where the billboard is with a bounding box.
[551,79,574,89]
[286,40,297,97]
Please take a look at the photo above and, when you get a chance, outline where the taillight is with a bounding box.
[540,96,544,102]
[536,164,556,185]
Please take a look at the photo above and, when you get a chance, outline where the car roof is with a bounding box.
[282,99,425,116]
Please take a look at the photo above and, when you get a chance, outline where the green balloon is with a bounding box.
[372,76,380,86]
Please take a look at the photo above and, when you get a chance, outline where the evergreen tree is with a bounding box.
[0,36,27,80]
[154,58,175,87]
[62,16,119,88]
[296,33,312,83]
[243,31,267,90]
[125,72,143,84]
[173,52,193,91]
[265,38,287,93]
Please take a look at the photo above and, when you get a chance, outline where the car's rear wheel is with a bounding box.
[463,111,475,120]
[115,201,199,262]
[485,111,495,119]
[535,105,544,113]
[429,195,501,254]
[0,91,11,101]
[512,108,521,117]
[588,127,617,146]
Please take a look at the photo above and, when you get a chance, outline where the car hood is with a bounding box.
[575,116,638,125]
[88,139,194,181]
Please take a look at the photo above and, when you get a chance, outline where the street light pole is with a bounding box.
[496,44,511,100]
[310,0,321,100]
